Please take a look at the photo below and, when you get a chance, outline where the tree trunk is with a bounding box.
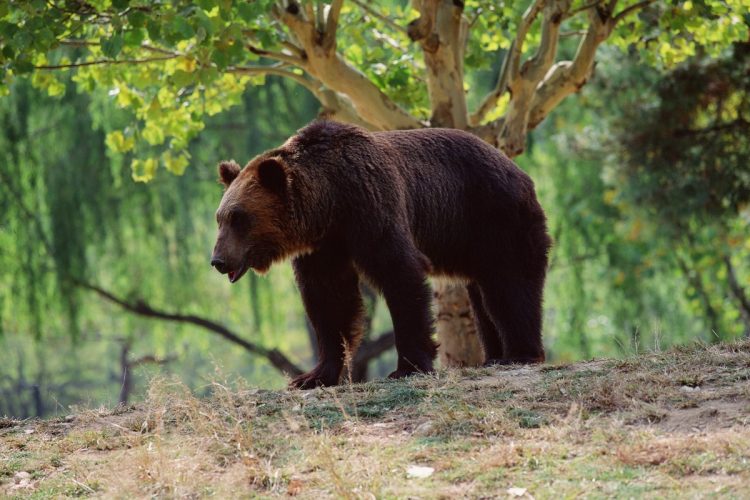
[434,281,484,367]
[119,342,133,405]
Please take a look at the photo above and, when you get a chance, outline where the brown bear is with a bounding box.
[211,120,551,389]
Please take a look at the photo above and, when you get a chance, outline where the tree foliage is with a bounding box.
[617,42,750,225]
[1,0,747,181]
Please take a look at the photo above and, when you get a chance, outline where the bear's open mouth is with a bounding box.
[227,258,250,283]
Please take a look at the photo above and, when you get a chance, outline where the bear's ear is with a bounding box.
[218,160,241,187]
[256,158,288,194]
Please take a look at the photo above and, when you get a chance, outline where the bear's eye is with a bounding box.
[228,208,251,233]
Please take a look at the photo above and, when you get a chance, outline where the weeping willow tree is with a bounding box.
[0,69,403,414]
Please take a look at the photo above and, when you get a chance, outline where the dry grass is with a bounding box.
[2,340,750,498]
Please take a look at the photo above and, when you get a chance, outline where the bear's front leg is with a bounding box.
[355,235,437,379]
[291,248,365,389]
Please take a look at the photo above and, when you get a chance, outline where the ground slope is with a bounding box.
[1,341,749,498]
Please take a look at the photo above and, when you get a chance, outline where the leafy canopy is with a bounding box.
[0,0,748,181]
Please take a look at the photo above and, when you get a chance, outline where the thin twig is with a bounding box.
[614,0,655,23]
[229,65,322,96]
[35,55,177,70]
[248,45,304,65]
[60,39,179,56]
[564,0,603,19]
[350,0,408,35]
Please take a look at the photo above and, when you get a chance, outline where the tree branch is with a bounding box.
[508,0,546,83]
[229,65,378,129]
[35,55,177,70]
[76,281,304,377]
[273,3,422,130]
[564,0,603,19]
[129,354,177,368]
[614,0,655,23]
[324,0,345,51]
[470,39,515,126]
[229,64,315,89]
[409,0,469,128]
[247,45,304,65]
[59,39,179,57]
[2,166,306,378]
[527,4,617,130]
[496,0,569,156]
[351,0,408,35]
[353,330,395,366]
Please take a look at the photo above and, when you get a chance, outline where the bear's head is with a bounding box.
[211,157,306,282]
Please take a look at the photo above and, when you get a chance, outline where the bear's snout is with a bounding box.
[210,256,228,274]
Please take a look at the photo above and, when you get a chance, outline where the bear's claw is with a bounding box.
[289,367,340,390]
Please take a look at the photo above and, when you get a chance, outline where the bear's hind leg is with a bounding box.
[291,248,365,389]
[467,282,504,362]
[477,278,545,364]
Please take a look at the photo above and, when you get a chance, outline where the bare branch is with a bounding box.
[564,0,603,19]
[304,1,315,21]
[78,281,304,377]
[129,354,176,367]
[274,5,422,130]
[470,40,515,125]
[353,330,395,366]
[324,0,345,51]
[1,167,305,379]
[280,39,305,57]
[496,0,569,156]
[229,64,318,93]
[528,7,615,129]
[230,64,378,129]
[508,0,546,83]
[471,0,547,127]
[247,44,304,65]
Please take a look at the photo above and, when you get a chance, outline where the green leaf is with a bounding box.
[131,158,158,182]
[238,3,264,22]
[0,21,18,39]
[142,122,165,145]
[105,131,135,153]
[13,58,34,74]
[170,17,195,41]
[123,28,145,46]
[170,70,192,87]
[163,152,190,175]
[101,34,124,58]
[146,19,161,40]
[128,11,147,28]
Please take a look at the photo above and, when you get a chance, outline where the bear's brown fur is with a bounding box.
[212,121,552,389]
